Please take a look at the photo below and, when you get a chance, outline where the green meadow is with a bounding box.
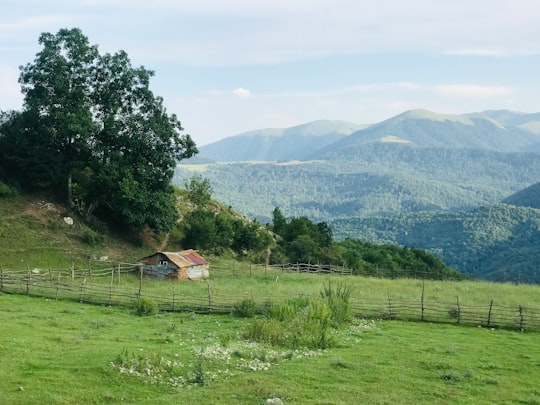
[2,270,540,405]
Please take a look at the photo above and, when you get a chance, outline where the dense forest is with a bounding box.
[331,203,540,283]
[175,145,540,223]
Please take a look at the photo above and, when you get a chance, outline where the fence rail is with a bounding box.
[267,262,353,275]
[1,270,539,332]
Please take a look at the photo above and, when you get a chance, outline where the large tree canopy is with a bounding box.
[0,28,197,233]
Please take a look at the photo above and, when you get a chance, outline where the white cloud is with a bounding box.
[232,88,251,98]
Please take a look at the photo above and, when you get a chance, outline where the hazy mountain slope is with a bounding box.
[197,120,367,162]
[312,109,540,159]
[482,110,540,135]
[329,204,540,283]
[502,182,540,209]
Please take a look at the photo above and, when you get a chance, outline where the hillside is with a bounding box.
[313,109,540,157]
[174,148,540,223]
[502,181,540,209]
[330,203,540,284]
[0,187,251,269]
[0,192,157,269]
[194,120,367,162]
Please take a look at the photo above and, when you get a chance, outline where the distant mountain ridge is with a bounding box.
[195,120,368,162]
[313,109,540,159]
[194,109,540,163]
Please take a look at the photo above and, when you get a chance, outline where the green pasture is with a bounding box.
[1,292,539,405]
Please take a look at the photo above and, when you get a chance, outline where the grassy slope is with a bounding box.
[0,193,160,269]
[1,293,539,405]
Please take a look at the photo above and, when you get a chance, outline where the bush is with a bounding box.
[81,227,106,246]
[233,298,257,318]
[135,297,158,316]
[244,297,337,350]
[0,180,18,197]
[244,318,285,346]
[320,282,353,327]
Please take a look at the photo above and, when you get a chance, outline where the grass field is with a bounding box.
[1,290,540,405]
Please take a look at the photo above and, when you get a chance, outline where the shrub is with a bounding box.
[244,318,285,346]
[233,298,257,318]
[307,301,333,349]
[320,282,353,327]
[81,227,106,246]
[245,298,336,350]
[0,180,18,197]
[135,297,158,316]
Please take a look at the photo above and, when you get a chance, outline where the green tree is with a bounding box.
[271,207,287,235]
[184,175,213,206]
[4,28,197,233]
[182,209,218,250]
[18,28,98,207]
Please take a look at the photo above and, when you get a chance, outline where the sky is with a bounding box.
[1,1,540,146]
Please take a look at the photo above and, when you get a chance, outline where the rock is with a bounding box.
[267,399,283,405]
[63,217,74,225]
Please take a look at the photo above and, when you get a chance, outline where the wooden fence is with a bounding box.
[267,262,353,275]
[1,269,539,332]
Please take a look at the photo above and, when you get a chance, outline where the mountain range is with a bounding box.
[198,120,367,162]
[175,109,540,282]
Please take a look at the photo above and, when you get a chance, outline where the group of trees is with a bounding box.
[266,207,461,279]
[169,177,273,258]
[0,28,197,233]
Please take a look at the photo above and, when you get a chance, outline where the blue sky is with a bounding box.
[1,0,540,146]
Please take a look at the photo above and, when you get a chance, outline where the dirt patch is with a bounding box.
[10,200,65,225]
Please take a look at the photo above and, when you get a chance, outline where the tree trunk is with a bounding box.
[67,172,74,209]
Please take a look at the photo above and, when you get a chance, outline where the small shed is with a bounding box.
[138,250,209,280]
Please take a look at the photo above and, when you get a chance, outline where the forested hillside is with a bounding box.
[330,203,540,283]
[174,147,540,223]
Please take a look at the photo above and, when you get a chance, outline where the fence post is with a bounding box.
[26,265,31,295]
[55,273,60,301]
[487,299,494,327]
[71,263,74,280]
[456,296,461,324]
[0,266,3,291]
[172,288,176,312]
[88,260,92,278]
[138,266,143,298]
[249,264,252,277]
[421,282,425,321]
[519,306,525,332]
[80,277,87,303]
